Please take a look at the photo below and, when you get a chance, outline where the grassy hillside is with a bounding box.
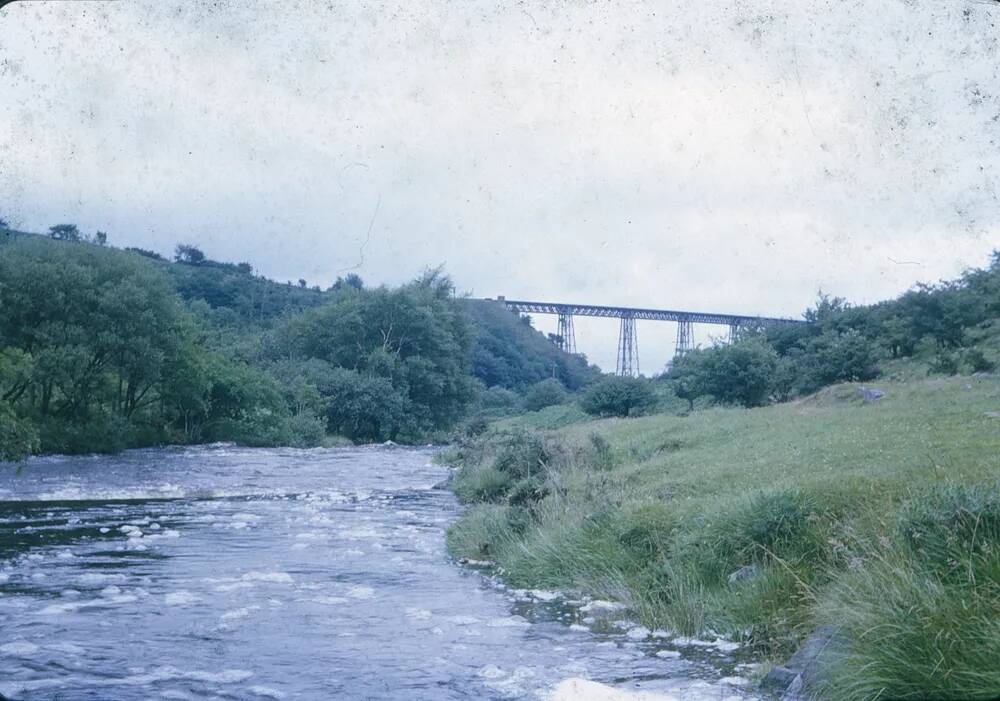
[447,370,1000,699]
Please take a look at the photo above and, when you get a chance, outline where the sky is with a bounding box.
[1,0,999,372]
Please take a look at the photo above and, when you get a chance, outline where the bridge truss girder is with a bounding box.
[496,297,805,376]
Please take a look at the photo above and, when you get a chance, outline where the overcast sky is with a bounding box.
[2,0,999,372]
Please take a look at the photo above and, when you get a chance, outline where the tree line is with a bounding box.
[667,251,1000,409]
[0,226,595,460]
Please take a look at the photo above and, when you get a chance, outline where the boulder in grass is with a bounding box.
[727,565,760,584]
[858,387,885,402]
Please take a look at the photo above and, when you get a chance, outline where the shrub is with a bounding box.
[668,340,779,407]
[446,504,514,560]
[588,432,614,470]
[491,430,551,480]
[928,352,960,376]
[965,348,996,373]
[896,485,1000,581]
[674,490,826,582]
[522,378,568,412]
[579,376,656,417]
[817,550,1000,701]
[803,329,880,389]
[452,465,513,503]
[616,503,676,559]
[476,386,521,413]
[463,415,489,437]
[0,401,39,461]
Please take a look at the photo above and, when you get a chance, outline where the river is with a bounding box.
[0,445,755,700]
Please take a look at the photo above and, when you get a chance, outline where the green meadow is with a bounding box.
[447,373,1000,700]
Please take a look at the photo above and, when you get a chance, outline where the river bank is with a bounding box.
[445,375,1000,700]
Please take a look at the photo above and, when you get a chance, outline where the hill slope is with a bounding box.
[448,372,1000,699]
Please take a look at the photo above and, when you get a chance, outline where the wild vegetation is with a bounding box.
[447,251,1000,700]
[668,252,1000,409]
[0,225,592,458]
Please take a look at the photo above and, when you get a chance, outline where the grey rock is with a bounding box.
[761,625,845,699]
[780,673,805,701]
[431,474,454,490]
[984,411,1000,419]
[761,665,799,692]
[858,387,885,402]
[727,565,760,584]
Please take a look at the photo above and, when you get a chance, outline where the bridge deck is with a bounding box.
[498,298,804,326]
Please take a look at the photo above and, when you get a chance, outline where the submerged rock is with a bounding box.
[431,473,454,490]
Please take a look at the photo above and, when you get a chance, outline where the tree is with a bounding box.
[48,223,82,241]
[579,375,656,417]
[0,237,193,449]
[321,367,412,441]
[0,400,38,461]
[331,273,364,291]
[668,340,779,408]
[298,278,307,288]
[94,231,108,246]
[174,244,206,265]
[276,269,475,436]
[0,217,8,229]
[796,329,880,393]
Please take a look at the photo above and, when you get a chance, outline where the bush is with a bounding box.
[491,430,551,480]
[587,432,614,470]
[463,414,490,437]
[896,485,1000,581]
[799,329,880,391]
[522,378,568,412]
[928,352,960,376]
[452,465,513,503]
[282,411,328,447]
[446,504,514,560]
[674,490,826,582]
[579,376,656,417]
[0,401,39,461]
[668,340,779,407]
[965,349,996,373]
[476,386,521,413]
[817,549,1000,701]
[321,368,413,442]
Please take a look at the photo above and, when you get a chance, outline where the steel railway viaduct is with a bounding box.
[496,297,806,377]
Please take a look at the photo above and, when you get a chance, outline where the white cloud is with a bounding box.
[1,0,998,370]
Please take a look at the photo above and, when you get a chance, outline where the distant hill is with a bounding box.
[0,227,591,392]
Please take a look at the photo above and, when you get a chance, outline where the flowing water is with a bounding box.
[0,445,754,700]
